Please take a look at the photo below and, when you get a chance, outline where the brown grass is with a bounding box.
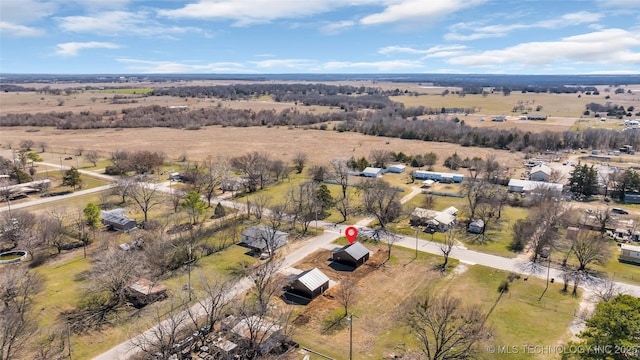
[0,126,527,169]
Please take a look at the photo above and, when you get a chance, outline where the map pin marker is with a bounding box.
[345,226,358,244]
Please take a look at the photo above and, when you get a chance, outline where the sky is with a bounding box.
[1,0,640,74]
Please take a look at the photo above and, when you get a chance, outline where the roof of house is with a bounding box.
[362,167,383,175]
[433,212,456,225]
[530,164,552,176]
[414,170,464,178]
[442,206,458,215]
[621,243,640,252]
[101,209,135,226]
[388,164,406,170]
[411,207,438,219]
[508,179,563,192]
[128,278,166,295]
[241,225,288,250]
[296,268,330,291]
[336,242,370,260]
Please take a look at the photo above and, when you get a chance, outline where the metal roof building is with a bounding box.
[288,268,330,299]
[100,209,137,232]
[332,242,370,268]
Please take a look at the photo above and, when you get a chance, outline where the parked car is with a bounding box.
[612,208,629,215]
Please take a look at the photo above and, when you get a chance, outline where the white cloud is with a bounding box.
[598,0,640,8]
[0,21,44,37]
[379,45,467,55]
[322,60,423,71]
[70,0,130,9]
[55,41,121,56]
[115,58,246,73]
[587,69,640,74]
[0,0,56,23]
[360,0,485,26]
[158,0,380,26]
[251,59,316,69]
[446,11,604,41]
[57,10,204,37]
[449,29,640,68]
[321,20,355,35]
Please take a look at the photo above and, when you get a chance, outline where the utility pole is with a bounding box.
[67,322,72,359]
[415,228,418,258]
[348,313,353,360]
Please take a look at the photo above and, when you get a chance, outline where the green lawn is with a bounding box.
[460,206,530,258]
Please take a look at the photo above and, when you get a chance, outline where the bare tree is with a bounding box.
[528,201,570,263]
[129,180,162,222]
[288,182,321,235]
[336,277,357,317]
[188,275,235,334]
[33,325,67,360]
[406,292,489,360]
[361,179,402,229]
[0,268,43,360]
[331,158,352,222]
[251,193,271,221]
[248,258,284,314]
[440,228,456,269]
[112,177,134,204]
[591,278,621,302]
[230,152,271,192]
[292,152,307,174]
[85,150,100,167]
[370,149,391,168]
[592,208,612,234]
[40,208,68,254]
[38,141,48,153]
[89,250,142,305]
[572,231,611,271]
[130,296,190,359]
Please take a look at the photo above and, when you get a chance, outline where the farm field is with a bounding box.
[0,126,527,169]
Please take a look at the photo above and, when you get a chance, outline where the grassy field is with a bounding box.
[292,242,580,359]
[94,88,155,95]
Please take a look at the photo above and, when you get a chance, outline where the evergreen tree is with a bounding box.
[62,167,82,190]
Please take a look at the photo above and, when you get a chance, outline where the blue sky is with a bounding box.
[1,0,639,74]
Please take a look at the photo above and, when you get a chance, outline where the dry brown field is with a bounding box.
[0,126,526,169]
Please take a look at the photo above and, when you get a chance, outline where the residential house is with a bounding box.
[619,243,640,265]
[241,225,288,255]
[287,268,331,299]
[101,209,137,232]
[507,179,563,194]
[413,170,464,183]
[411,206,458,232]
[332,242,370,267]
[529,164,552,182]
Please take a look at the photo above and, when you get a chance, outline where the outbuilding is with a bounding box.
[101,209,137,232]
[287,268,331,299]
[126,278,168,307]
[386,164,406,173]
[362,167,383,178]
[507,179,563,194]
[332,242,370,268]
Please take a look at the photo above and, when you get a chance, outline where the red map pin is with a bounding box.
[345,226,358,244]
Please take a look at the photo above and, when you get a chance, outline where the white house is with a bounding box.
[529,164,552,182]
[410,206,458,232]
[362,167,383,178]
[507,179,563,194]
[414,171,464,183]
[619,243,640,265]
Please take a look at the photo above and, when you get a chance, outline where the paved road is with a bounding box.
[0,184,115,213]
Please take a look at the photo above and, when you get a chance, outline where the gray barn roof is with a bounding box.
[342,242,370,261]
[101,209,135,226]
[296,268,330,292]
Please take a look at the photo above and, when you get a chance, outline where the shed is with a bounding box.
[362,167,383,178]
[241,225,287,255]
[288,268,330,299]
[619,243,640,265]
[101,209,137,232]
[468,219,485,234]
[624,193,640,204]
[126,278,167,307]
[231,316,282,354]
[566,227,580,241]
[332,242,370,267]
[386,164,406,173]
[529,164,552,182]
